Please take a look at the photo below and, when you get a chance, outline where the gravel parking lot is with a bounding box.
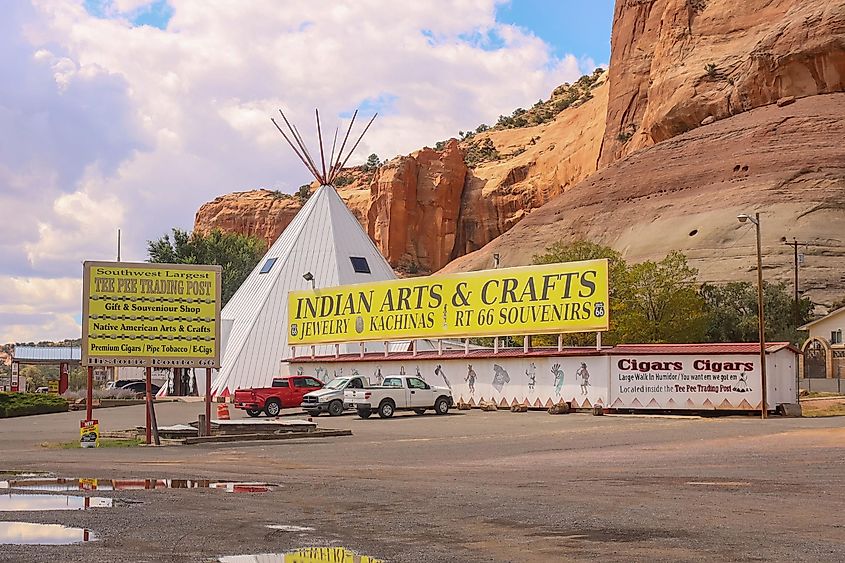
[2,402,845,562]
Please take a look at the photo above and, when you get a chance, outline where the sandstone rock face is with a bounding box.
[367,140,466,272]
[444,94,845,306]
[600,0,845,166]
[194,189,303,247]
[455,80,608,259]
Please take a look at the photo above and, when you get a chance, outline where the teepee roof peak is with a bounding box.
[271,108,377,186]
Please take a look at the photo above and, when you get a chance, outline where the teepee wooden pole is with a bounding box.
[271,117,319,179]
[330,110,358,179]
[327,125,339,183]
[277,109,322,182]
[337,113,378,172]
[316,109,328,184]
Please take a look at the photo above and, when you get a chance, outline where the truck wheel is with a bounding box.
[434,397,450,415]
[328,400,344,417]
[413,408,426,415]
[246,409,262,418]
[357,407,372,419]
[378,400,395,419]
[264,399,281,417]
[306,410,320,417]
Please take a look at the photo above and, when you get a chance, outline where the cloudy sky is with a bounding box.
[0,0,613,343]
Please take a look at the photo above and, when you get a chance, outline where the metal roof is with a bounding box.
[12,346,81,363]
[210,185,397,396]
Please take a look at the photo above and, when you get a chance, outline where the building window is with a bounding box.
[350,256,371,274]
[259,258,277,274]
[832,330,843,345]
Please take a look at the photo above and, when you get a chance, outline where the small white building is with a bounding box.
[799,306,845,391]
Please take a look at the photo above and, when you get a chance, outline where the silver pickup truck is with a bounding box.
[301,376,368,416]
[344,375,453,419]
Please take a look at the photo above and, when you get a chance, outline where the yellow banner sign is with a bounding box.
[288,259,609,344]
[80,419,99,448]
[82,261,222,368]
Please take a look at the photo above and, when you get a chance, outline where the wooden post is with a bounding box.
[198,413,207,437]
[412,340,417,357]
[438,339,443,356]
[384,341,389,358]
[464,338,469,355]
[596,332,602,351]
[334,343,339,358]
[360,342,365,358]
[205,367,212,437]
[148,398,160,446]
[86,366,94,421]
[145,366,152,445]
[524,336,529,353]
[557,334,563,352]
[494,337,499,354]
[310,345,315,359]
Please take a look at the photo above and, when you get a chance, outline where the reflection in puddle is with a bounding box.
[0,478,277,493]
[0,522,93,545]
[220,547,382,562]
[0,494,111,511]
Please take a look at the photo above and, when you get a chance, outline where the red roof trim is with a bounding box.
[289,342,798,362]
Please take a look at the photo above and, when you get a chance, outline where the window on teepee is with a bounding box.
[350,256,370,274]
[259,258,277,274]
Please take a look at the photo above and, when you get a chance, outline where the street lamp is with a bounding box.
[737,212,768,419]
[302,272,315,289]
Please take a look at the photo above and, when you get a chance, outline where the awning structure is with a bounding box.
[12,346,82,365]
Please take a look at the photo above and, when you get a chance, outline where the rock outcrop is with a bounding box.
[600,0,845,166]
[195,79,608,273]
[367,140,466,272]
[443,94,845,304]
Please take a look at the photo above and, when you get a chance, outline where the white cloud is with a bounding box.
[1,0,595,343]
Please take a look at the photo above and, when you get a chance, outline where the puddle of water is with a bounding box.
[0,522,94,545]
[0,494,112,511]
[0,478,278,492]
[220,547,381,563]
[265,525,315,532]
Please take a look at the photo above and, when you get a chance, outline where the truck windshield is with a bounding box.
[325,378,349,390]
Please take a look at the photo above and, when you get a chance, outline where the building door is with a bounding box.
[804,340,827,379]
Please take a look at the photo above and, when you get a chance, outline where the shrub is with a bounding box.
[0,393,69,418]
[704,63,718,78]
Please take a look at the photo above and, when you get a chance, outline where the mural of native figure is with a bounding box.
[551,363,565,396]
[415,366,425,381]
[434,364,451,389]
[733,372,751,393]
[373,366,383,384]
[314,366,328,383]
[526,362,536,390]
[576,362,590,395]
[492,364,510,392]
[465,364,477,394]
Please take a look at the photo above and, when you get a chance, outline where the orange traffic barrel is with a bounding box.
[216,403,230,420]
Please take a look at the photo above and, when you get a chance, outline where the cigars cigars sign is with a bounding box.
[612,355,761,409]
[288,259,609,344]
[82,261,222,368]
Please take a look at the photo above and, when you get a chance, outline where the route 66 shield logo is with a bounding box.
[594,302,606,318]
[290,324,298,337]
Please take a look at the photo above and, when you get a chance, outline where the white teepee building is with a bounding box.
[211,109,396,396]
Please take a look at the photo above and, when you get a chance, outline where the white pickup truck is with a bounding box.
[344,375,453,419]
[301,375,369,417]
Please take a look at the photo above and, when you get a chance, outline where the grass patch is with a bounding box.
[801,402,845,417]
[802,391,843,399]
[42,438,143,449]
[0,392,68,418]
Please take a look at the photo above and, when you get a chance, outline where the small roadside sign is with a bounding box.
[80,419,99,448]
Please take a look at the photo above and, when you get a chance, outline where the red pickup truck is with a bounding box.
[233,376,324,417]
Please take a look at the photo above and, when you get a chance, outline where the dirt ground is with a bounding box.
[1,402,844,562]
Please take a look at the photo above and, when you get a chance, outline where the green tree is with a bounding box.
[700,281,814,345]
[532,242,707,344]
[147,228,267,307]
[296,184,311,204]
[363,153,381,171]
[532,240,628,345]
[615,252,708,343]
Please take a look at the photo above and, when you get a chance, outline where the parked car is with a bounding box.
[233,376,324,417]
[106,379,144,391]
[119,381,161,396]
[345,375,453,419]
[301,376,369,417]
[35,386,50,394]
